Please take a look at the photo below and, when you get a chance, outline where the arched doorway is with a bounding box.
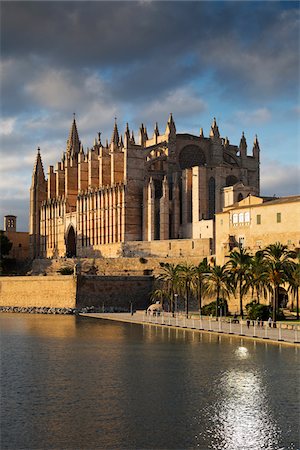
[66,226,76,257]
[278,287,288,308]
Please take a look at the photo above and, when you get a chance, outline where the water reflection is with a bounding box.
[210,370,280,449]
[1,314,299,450]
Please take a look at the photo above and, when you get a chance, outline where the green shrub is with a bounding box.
[245,301,270,320]
[202,298,228,316]
[58,267,73,275]
[139,257,148,264]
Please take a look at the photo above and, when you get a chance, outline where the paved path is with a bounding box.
[80,312,300,346]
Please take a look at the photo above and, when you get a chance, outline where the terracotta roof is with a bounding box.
[217,195,300,213]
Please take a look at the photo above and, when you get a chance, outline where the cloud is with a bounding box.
[234,108,271,126]
[261,159,300,197]
[132,86,207,130]
[0,117,16,136]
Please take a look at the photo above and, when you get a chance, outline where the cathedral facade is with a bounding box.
[29,115,260,258]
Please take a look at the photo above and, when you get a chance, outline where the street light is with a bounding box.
[174,294,178,315]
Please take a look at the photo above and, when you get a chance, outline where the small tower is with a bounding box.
[239,132,247,157]
[124,123,131,148]
[111,118,119,149]
[209,117,220,139]
[165,113,176,137]
[4,215,17,232]
[252,134,260,158]
[199,127,204,138]
[153,122,159,143]
[66,114,80,157]
[139,123,148,147]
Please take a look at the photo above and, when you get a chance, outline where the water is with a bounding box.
[1,314,299,450]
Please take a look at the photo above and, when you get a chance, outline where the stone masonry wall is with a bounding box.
[0,276,76,308]
[76,275,154,309]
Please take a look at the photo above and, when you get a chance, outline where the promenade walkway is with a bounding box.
[80,311,300,346]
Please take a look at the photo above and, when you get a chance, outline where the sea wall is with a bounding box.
[0,276,76,308]
[76,275,154,309]
[0,275,154,311]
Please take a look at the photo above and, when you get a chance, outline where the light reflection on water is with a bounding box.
[1,314,299,450]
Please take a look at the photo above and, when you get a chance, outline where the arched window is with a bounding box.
[208,177,215,219]
[239,213,244,223]
[226,175,238,186]
[66,226,76,257]
[179,145,206,169]
[232,214,238,224]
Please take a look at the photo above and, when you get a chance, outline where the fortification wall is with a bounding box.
[0,276,76,308]
[0,275,154,311]
[76,275,154,309]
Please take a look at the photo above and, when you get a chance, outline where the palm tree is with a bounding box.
[227,247,252,318]
[287,256,300,320]
[194,258,211,315]
[263,243,296,322]
[177,263,195,318]
[150,288,168,305]
[205,264,230,318]
[248,251,269,304]
[157,263,180,315]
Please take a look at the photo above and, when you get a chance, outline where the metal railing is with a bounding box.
[142,313,299,343]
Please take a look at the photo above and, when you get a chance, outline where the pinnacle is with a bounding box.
[66,115,80,155]
[111,119,119,145]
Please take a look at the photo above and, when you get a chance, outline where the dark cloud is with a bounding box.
[1,1,299,108]
[1,1,299,230]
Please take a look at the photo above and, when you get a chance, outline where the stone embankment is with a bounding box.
[0,305,130,315]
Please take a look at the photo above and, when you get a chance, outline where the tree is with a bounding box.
[227,247,252,318]
[177,263,195,318]
[0,231,13,274]
[248,251,269,304]
[150,288,169,310]
[263,243,296,322]
[157,263,180,315]
[204,265,230,318]
[288,255,300,320]
[194,258,211,315]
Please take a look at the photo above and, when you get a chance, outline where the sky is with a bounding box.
[0,1,299,231]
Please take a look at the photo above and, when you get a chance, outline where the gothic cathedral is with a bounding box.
[29,115,260,258]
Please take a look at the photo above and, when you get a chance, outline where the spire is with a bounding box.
[199,127,204,138]
[124,123,131,148]
[154,122,159,136]
[97,132,102,145]
[32,147,45,183]
[252,134,260,158]
[253,134,260,149]
[165,113,176,135]
[209,117,220,138]
[66,114,80,156]
[139,123,148,146]
[111,117,119,145]
[239,131,247,152]
[119,134,124,147]
[131,130,135,144]
[224,136,230,148]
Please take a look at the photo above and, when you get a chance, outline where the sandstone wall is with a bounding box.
[0,276,76,308]
[76,275,154,309]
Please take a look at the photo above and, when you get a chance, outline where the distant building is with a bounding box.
[29,115,260,258]
[3,215,29,260]
[215,195,300,265]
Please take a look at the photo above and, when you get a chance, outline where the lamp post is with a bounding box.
[174,294,178,315]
